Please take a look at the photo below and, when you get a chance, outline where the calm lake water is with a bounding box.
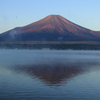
[1,49,100,100]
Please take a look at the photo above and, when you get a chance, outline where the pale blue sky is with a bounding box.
[0,0,100,33]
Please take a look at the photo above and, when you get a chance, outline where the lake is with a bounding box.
[0,49,100,100]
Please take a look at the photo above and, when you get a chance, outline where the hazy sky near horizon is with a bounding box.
[0,0,100,33]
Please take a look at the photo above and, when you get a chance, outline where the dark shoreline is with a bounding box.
[0,43,100,50]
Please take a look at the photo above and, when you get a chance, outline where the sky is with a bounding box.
[0,0,100,33]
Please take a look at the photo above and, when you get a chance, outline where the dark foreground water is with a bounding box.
[0,50,100,100]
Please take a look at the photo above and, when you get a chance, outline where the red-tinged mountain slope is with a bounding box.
[0,15,100,41]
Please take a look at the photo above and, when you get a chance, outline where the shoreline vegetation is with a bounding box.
[0,41,100,50]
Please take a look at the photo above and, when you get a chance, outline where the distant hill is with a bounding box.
[0,15,100,42]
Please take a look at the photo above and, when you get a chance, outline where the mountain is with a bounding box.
[0,15,100,41]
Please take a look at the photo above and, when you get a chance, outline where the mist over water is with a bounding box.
[0,50,100,99]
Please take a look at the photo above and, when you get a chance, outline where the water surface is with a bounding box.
[0,50,100,100]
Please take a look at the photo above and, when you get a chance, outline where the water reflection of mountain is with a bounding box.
[14,57,100,85]
[14,63,86,86]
